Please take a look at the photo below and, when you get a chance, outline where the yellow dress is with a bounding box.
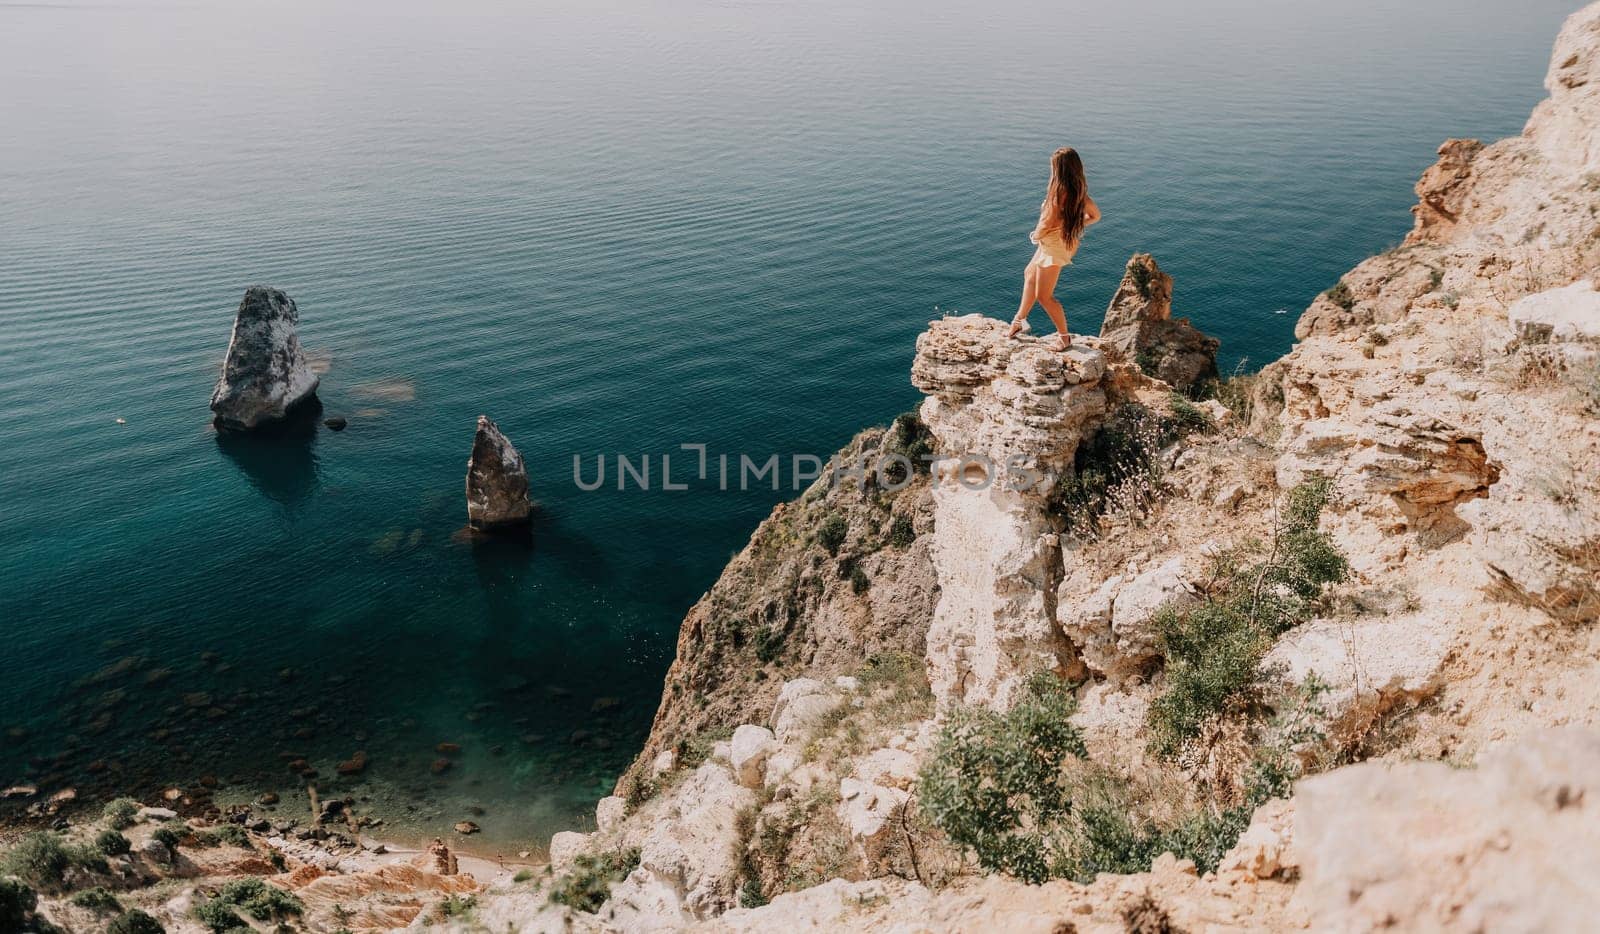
[1029,201,1077,268]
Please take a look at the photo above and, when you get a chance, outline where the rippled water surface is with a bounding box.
[0,0,1578,846]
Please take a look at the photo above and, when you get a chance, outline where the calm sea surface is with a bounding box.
[0,0,1578,847]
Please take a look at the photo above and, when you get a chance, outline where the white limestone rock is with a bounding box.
[595,795,628,834]
[1263,613,1452,738]
[771,678,844,743]
[1059,556,1198,681]
[911,315,1114,708]
[729,724,775,789]
[837,778,909,869]
[1508,279,1600,343]
[609,760,758,922]
[1292,729,1600,931]
[547,830,591,873]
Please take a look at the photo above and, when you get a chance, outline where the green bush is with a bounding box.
[65,842,109,875]
[849,564,871,595]
[1130,260,1155,300]
[816,513,848,556]
[195,878,301,931]
[69,886,121,912]
[1326,280,1356,311]
[919,672,1087,883]
[102,798,141,831]
[151,825,183,852]
[438,894,476,917]
[108,910,166,934]
[1050,403,1177,533]
[1146,477,1348,756]
[193,897,243,933]
[1166,393,1212,434]
[887,515,916,548]
[547,848,641,913]
[198,824,251,849]
[0,876,37,930]
[1,833,69,890]
[885,412,934,478]
[754,625,785,664]
[95,830,132,857]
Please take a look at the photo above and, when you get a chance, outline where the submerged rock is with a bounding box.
[1098,253,1219,391]
[209,287,321,430]
[465,415,532,531]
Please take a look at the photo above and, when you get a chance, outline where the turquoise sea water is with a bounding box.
[0,0,1579,847]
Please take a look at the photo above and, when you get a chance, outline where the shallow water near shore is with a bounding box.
[0,0,1579,849]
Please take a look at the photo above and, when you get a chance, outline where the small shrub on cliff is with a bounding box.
[885,411,935,478]
[102,797,140,831]
[437,894,476,918]
[94,830,131,857]
[1146,477,1348,756]
[1051,403,1180,535]
[547,848,641,913]
[919,672,1087,883]
[887,515,916,548]
[108,911,166,934]
[0,876,38,930]
[196,878,302,932]
[850,563,871,595]
[754,625,786,663]
[1166,393,1212,434]
[1,833,69,890]
[205,823,251,849]
[69,886,121,912]
[1129,260,1155,300]
[1200,360,1257,427]
[816,513,849,556]
[150,825,183,853]
[1325,280,1356,311]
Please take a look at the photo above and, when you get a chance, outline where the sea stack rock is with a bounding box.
[1097,254,1220,392]
[209,287,320,430]
[466,416,532,531]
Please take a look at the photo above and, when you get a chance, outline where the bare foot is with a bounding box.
[1049,333,1073,351]
[1007,317,1029,339]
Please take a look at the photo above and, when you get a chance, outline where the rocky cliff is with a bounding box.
[495,6,1600,930]
[13,6,1600,932]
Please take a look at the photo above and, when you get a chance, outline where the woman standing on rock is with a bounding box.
[1008,147,1100,350]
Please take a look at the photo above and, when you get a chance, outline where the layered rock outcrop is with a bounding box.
[1097,253,1220,391]
[209,286,320,430]
[465,416,532,530]
[911,315,1111,708]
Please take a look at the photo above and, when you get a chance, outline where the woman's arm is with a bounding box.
[1085,196,1102,226]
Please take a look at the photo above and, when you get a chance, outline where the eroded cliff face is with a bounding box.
[352,6,1600,931]
[910,316,1110,709]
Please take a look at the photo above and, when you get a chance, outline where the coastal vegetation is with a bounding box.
[547,847,641,913]
[921,478,1348,885]
[194,878,303,932]
[1146,476,1348,755]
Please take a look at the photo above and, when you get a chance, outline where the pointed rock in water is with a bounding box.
[1097,253,1219,391]
[465,415,532,531]
[209,287,320,430]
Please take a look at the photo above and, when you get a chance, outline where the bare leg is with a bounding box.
[1009,261,1039,337]
[1035,262,1070,348]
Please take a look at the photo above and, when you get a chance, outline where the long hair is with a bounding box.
[1046,147,1088,246]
